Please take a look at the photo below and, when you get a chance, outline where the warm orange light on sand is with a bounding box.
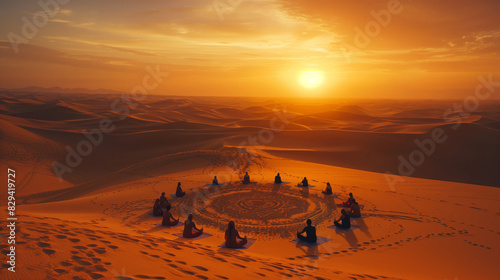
[299,71,323,89]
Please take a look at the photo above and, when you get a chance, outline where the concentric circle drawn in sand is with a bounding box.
[178,183,335,239]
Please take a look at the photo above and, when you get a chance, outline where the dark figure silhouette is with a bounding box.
[322,182,332,195]
[212,176,219,185]
[341,193,355,207]
[183,214,203,238]
[225,221,248,248]
[162,205,179,226]
[299,177,309,187]
[243,172,250,184]
[153,199,163,216]
[159,192,170,208]
[297,219,317,243]
[274,173,282,184]
[348,199,361,218]
[176,182,186,197]
[334,209,351,229]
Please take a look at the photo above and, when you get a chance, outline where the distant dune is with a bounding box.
[1,92,499,280]
[1,92,499,191]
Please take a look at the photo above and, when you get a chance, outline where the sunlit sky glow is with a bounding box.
[0,0,499,98]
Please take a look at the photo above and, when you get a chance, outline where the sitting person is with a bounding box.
[334,209,351,229]
[341,192,355,207]
[225,221,248,248]
[162,205,179,226]
[183,214,203,238]
[297,219,317,243]
[242,172,250,184]
[298,177,309,187]
[159,192,170,208]
[212,176,219,185]
[322,182,332,195]
[274,173,282,184]
[348,199,361,218]
[176,182,186,197]
[153,199,163,216]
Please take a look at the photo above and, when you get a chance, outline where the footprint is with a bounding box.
[60,261,72,267]
[42,249,56,255]
[37,242,51,248]
[193,266,208,271]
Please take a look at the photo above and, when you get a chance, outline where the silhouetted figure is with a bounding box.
[160,192,170,208]
[299,177,309,187]
[322,182,332,195]
[341,193,355,207]
[297,219,317,243]
[243,172,250,184]
[183,214,203,238]
[334,209,351,229]
[225,221,248,248]
[348,199,361,218]
[176,182,186,197]
[153,199,163,216]
[212,176,219,185]
[274,173,282,184]
[162,205,179,226]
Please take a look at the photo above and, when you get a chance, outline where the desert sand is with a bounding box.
[1,91,499,280]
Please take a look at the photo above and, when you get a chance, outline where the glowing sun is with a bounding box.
[299,71,323,89]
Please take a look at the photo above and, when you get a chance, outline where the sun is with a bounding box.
[299,71,323,89]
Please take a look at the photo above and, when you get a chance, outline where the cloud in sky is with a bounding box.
[0,0,498,98]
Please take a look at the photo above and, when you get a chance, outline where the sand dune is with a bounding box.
[1,92,499,279]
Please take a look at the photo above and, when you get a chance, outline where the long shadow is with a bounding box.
[295,242,319,259]
[355,218,372,239]
[324,195,337,211]
[336,230,359,248]
[300,187,309,199]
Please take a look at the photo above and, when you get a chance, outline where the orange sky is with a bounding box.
[1,0,499,99]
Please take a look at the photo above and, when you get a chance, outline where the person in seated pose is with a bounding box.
[153,199,163,216]
[242,172,250,184]
[297,219,317,243]
[162,205,179,226]
[348,199,361,218]
[322,182,332,195]
[159,192,170,208]
[212,176,219,185]
[225,221,248,248]
[299,177,309,187]
[176,182,186,197]
[341,193,355,207]
[334,209,351,229]
[274,173,282,184]
[183,214,203,238]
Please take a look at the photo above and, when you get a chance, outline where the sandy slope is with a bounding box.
[1,156,499,280]
[0,92,499,279]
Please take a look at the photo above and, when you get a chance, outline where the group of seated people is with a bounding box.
[158,207,249,248]
[152,184,186,216]
[333,193,362,229]
[153,192,171,216]
[153,176,362,246]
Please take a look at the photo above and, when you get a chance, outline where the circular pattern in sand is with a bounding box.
[177,183,335,239]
